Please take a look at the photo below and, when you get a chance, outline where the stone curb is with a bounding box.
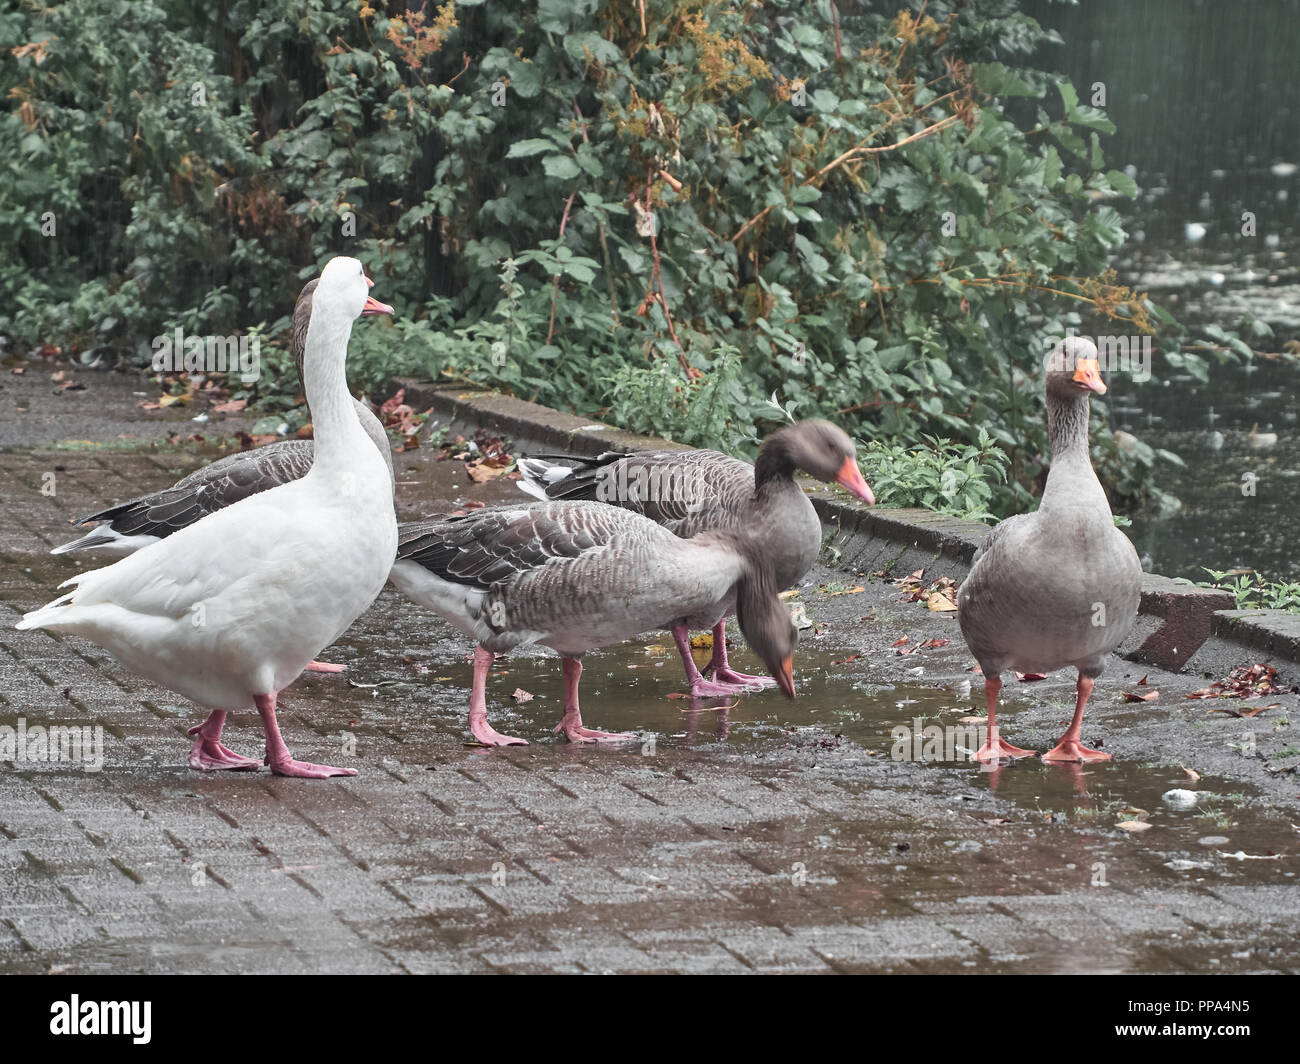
[394,378,1296,672]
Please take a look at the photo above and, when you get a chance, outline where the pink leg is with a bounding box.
[255,692,357,778]
[468,646,527,746]
[706,619,777,689]
[672,623,755,697]
[1042,674,1112,763]
[187,710,261,771]
[974,674,1037,762]
[554,658,637,743]
[305,660,347,674]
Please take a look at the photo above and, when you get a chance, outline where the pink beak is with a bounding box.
[834,456,875,506]
[361,274,394,316]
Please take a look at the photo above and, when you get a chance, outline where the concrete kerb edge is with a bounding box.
[393,378,1299,674]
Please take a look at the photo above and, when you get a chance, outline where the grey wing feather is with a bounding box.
[537,449,755,538]
[397,503,636,591]
[77,440,316,539]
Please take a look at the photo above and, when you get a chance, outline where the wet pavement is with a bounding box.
[1,366,1297,974]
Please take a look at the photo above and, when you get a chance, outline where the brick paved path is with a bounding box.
[1,369,1296,973]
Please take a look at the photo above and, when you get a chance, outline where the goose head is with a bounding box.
[733,558,799,698]
[1044,336,1106,399]
[764,420,875,505]
[312,256,394,329]
[294,263,393,377]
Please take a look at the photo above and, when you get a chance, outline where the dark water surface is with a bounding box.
[1023,0,1300,580]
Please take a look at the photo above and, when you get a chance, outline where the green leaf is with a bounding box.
[506,138,557,158]
[1105,169,1138,198]
[542,154,581,179]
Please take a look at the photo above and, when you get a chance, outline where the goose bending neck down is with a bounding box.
[957,338,1142,764]
[516,420,872,697]
[17,257,397,778]
[389,502,798,746]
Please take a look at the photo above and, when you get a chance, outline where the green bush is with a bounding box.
[1,0,1261,519]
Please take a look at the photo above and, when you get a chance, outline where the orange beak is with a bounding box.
[773,655,796,699]
[1072,357,1106,394]
[361,274,393,316]
[834,455,875,506]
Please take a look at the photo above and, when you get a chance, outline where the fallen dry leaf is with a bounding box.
[1209,703,1281,718]
[510,688,533,703]
[890,636,910,649]
[829,585,865,597]
[1121,689,1160,703]
[778,589,801,600]
[926,590,958,612]
[689,633,714,650]
[1015,672,1048,682]
[379,388,407,419]
[465,459,513,483]
[1187,663,1287,700]
[1115,820,1153,833]
[210,399,247,414]
[832,653,861,666]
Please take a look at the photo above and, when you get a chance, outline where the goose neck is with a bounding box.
[303,312,366,473]
[1046,392,1092,464]
[753,438,795,495]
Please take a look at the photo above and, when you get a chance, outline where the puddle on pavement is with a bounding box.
[432,633,1298,888]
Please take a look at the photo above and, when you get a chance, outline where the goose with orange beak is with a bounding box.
[516,420,874,697]
[957,337,1141,763]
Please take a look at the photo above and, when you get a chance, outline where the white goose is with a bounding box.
[17,257,397,778]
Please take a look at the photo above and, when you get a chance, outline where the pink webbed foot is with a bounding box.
[265,756,357,779]
[974,735,1038,763]
[305,660,347,674]
[689,677,759,697]
[1042,738,1111,764]
[707,666,777,690]
[469,719,528,747]
[187,720,260,771]
[554,716,638,744]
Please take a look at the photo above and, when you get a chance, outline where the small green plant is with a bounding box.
[602,345,756,453]
[1190,569,1300,613]
[858,429,1009,522]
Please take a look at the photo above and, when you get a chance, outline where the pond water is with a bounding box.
[1023,0,1300,580]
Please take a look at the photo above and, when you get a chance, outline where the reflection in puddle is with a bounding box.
[452,634,1296,891]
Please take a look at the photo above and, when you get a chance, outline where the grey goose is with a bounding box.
[517,421,873,696]
[389,501,798,746]
[957,338,1142,763]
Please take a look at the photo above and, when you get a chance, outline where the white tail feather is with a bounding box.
[516,457,576,501]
